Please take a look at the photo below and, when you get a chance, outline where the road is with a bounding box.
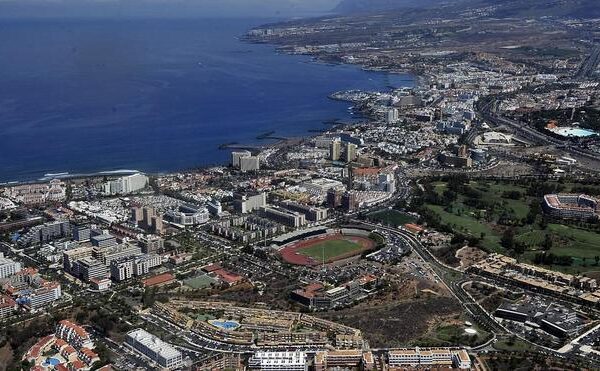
[477,99,600,168]
[356,220,600,368]
[574,44,600,81]
[357,220,507,335]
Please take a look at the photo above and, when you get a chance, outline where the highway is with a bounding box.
[355,219,600,367]
[355,220,507,335]
[574,44,600,81]
[476,98,600,168]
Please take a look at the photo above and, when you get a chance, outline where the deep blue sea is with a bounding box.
[0,18,413,182]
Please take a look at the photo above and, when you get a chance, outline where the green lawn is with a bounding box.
[426,204,503,251]
[425,180,600,273]
[368,209,416,227]
[517,224,600,270]
[493,338,532,352]
[412,322,491,347]
[298,239,365,261]
[184,274,218,289]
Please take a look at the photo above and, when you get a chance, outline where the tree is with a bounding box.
[542,234,553,251]
[501,228,515,250]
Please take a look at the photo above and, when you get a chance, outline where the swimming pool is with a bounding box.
[208,319,240,330]
[42,357,61,367]
[548,126,597,138]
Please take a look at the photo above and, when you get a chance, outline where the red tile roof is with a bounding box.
[142,273,175,287]
[202,263,222,272]
[405,223,424,233]
[70,359,86,370]
[213,269,243,284]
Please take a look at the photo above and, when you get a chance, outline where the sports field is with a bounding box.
[298,239,364,261]
[279,233,376,266]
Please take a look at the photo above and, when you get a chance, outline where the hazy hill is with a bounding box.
[334,0,600,18]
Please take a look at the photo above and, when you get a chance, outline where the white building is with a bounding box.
[56,320,94,349]
[239,156,260,172]
[126,329,183,370]
[206,198,223,216]
[388,347,471,369]
[231,150,252,167]
[111,254,161,281]
[165,204,210,226]
[103,173,148,195]
[259,206,306,228]
[248,351,307,371]
[110,260,134,282]
[0,253,21,279]
[387,108,399,124]
[232,150,260,172]
[133,254,161,276]
[234,192,267,214]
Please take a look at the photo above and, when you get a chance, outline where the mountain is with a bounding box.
[333,0,445,13]
[334,0,600,18]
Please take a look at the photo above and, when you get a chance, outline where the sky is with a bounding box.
[0,0,342,18]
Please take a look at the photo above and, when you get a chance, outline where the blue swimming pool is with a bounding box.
[549,126,598,138]
[208,319,240,330]
[42,357,61,367]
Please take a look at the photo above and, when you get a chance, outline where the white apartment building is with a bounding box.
[248,351,307,371]
[126,329,183,370]
[0,253,21,279]
[103,173,148,195]
[111,260,134,282]
[388,347,471,369]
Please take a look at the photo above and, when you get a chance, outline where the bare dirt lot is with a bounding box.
[317,296,461,347]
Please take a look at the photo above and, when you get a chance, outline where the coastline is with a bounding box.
[0,19,415,185]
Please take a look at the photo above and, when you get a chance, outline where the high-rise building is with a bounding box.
[457,144,469,158]
[132,254,161,276]
[131,207,144,224]
[138,235,164,254]
[231,150,252,167]
[0,253,21,279]
[90,234,117,248]
[231,150,260,172]
[345,143,357,162]
[207,198,223,216]
[342,192,357,212]
[387,108,399,124]
[280,201,328,222]
[18,220,71,246]
[327,188,342,209]
[76,257,108,282]
[103,173,148,195]
[330,140,342,161]
[259,206,306,228]
[63,247,94,275]
[111,254,161,281]
[234,192,267,214]
[378,173,396,193]
[110,259,134,281]
[94,243,142,266]
[240,156,260,172]
[72,225,91,242]
[142,207,155,228]
[152,215,165,234]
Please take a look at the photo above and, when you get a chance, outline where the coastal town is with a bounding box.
[1,0,600,370]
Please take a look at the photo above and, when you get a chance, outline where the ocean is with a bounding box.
[0,18,413,182]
